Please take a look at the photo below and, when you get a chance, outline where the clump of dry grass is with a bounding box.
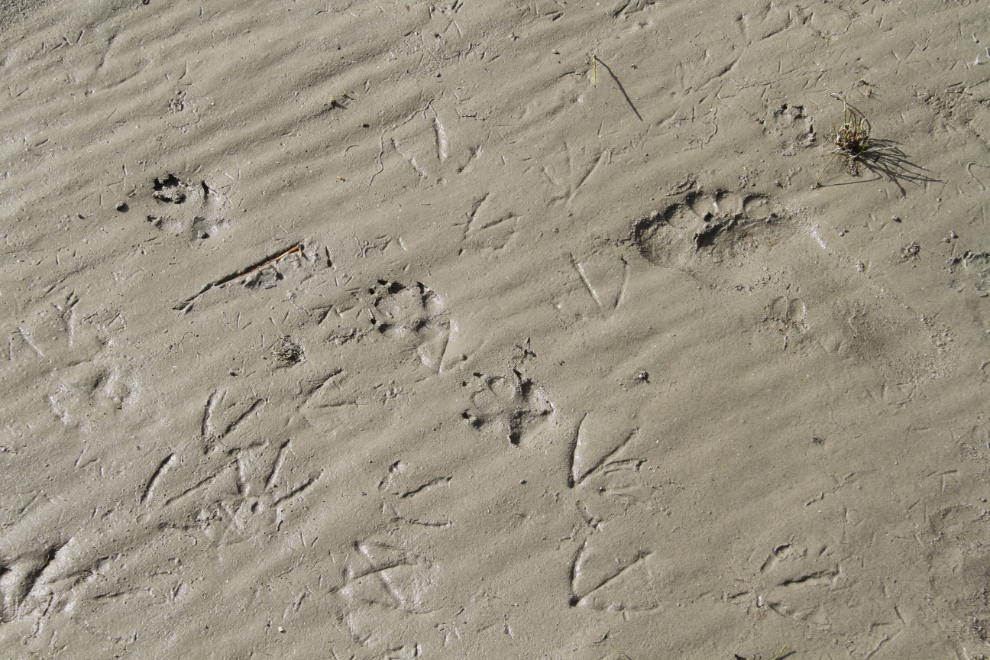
[815,94,872,187]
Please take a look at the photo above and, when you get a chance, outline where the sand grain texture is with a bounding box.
[2,0,990,658]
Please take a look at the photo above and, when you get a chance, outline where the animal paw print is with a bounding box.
[948,250,990,298]
[632,188,796,290]
[761,103,817,156]
[460,370,554,445]
[47,362,133,429]
[134,173,230,244]
[355,280,452,372]
[762,296,809,350]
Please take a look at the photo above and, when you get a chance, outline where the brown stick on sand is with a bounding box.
[172,244,304,311]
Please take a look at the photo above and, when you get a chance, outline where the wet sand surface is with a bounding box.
[2,1,990,657]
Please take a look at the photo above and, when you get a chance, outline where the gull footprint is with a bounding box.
[154,439,322,546]
[377,460,452,528]
[569,536,657,611]
[340,540,439,615]
[337,539,438,654]
[12,291,105,364]
[755,542,842,623]
[565,413,657,611]
[0,548,57,623]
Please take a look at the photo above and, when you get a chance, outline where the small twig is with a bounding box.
[217,244,302,285]
[172,244,304,311]
[593,55,643,122]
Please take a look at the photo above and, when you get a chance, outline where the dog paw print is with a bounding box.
[761,103,817,156]
[948,250,990,298]
[460,369,554,445]
[128,173,230,244]
[47,362,134,429]
[352,280,452,372]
